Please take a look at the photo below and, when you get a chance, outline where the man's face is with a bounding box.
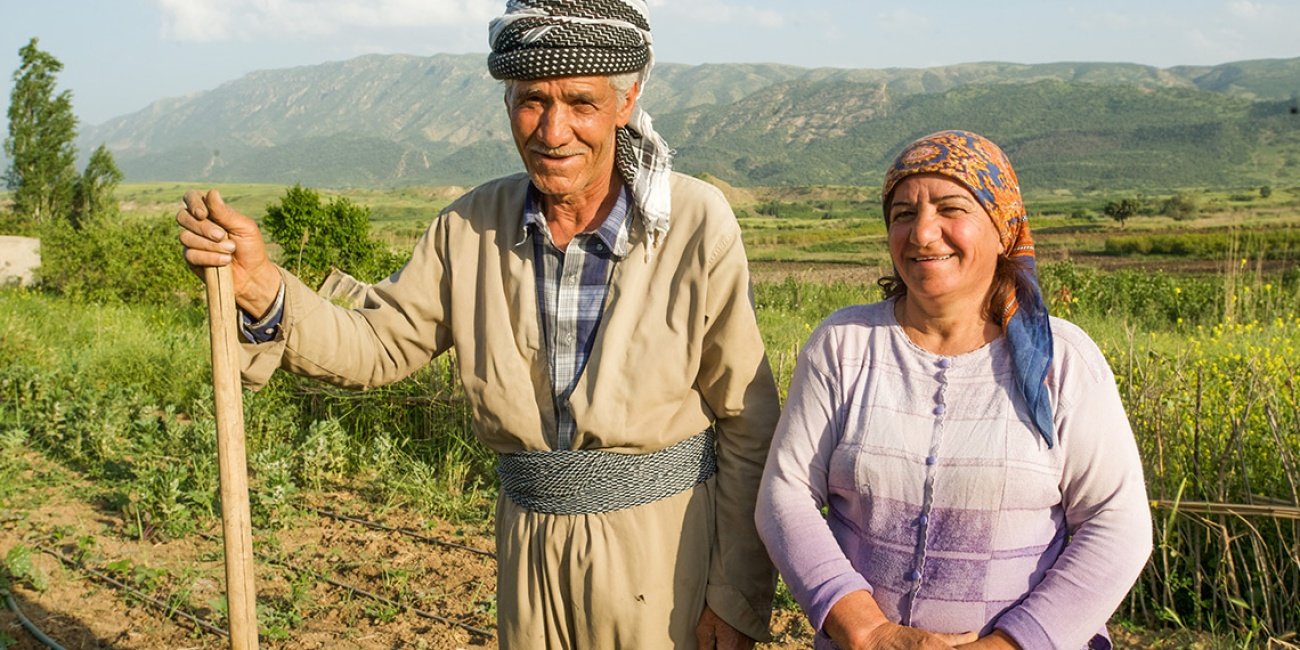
[506,75,638,204]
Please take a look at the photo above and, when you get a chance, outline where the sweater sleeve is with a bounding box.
[239,215,454,390]
[755,323,874,634]
[694,221,783,642]
[994,331,1153,649]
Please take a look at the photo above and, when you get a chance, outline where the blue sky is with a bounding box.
[3,0,1299,126]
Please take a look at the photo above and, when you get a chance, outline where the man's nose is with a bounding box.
[536,105,573,147]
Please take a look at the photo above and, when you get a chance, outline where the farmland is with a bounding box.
[1,180,1299,648]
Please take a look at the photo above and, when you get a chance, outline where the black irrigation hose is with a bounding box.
[3,587,67,650]
[307,506,496,558]
[30,541,229,639]
[196,531,496,639]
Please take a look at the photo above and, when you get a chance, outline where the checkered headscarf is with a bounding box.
[489,0,674,252]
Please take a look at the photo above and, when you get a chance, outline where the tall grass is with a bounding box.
[1100,317,1300,639]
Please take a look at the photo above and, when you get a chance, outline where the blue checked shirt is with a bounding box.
[518,183,633,450]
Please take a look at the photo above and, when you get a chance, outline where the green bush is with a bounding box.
[36,213,201,304]
[1160,192,1200,221]
[262,185,404,288]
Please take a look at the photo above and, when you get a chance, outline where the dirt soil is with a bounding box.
[0,450,1220,649]
[0,451,815,649]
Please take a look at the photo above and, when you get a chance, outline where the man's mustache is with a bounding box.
[529,145,585,157]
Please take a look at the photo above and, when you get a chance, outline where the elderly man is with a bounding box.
[177,1,779,647]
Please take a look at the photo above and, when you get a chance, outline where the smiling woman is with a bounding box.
[756,130,1154,650]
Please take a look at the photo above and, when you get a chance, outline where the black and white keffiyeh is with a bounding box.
[489,0,674,251]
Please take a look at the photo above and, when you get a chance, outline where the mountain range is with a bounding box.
[76,53,1300,190]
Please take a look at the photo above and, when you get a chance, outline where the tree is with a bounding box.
[1103,197,1140,228]
[4,38,78,227]
[69,144,124,229]
[262,184,400,287]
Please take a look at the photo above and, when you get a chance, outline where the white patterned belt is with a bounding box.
[497,429,717,515]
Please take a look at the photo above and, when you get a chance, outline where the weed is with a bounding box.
[4,545,48,592]
[365,600,401,623]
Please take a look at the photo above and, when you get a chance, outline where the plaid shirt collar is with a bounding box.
[516,182,634,257]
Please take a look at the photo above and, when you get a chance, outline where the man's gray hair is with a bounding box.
[607,71,640,99]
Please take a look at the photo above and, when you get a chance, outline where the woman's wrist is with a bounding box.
[823,590,888,648]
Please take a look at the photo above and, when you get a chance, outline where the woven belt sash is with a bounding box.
[497,430,717,515]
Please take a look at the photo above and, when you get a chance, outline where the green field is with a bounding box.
[3,181,1299,646]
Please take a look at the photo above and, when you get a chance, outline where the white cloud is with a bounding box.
[156,0,235,42]
[155,0,500,42]
[1225,0,1263,19]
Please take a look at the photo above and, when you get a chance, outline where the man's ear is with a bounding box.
[616,81,640,128]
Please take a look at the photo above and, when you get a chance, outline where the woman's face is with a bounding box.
[887,173,1004,309]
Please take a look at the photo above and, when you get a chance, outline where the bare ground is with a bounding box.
[0,451,816,649]
[0,450,1223,649]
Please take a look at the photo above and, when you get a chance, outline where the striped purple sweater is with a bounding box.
[756,301,1152,650]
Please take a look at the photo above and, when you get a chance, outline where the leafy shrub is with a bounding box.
[37,213,200,304]
[1160,192,1200,221]
[262,185,404,288]
[0,205,37,236]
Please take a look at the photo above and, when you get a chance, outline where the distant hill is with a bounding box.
[78,53,1300,189]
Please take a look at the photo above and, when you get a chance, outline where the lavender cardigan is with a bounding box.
[756,302,1152,650]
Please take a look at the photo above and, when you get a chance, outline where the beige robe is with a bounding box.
[239,172,781,645]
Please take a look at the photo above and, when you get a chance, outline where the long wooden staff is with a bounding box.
[205,264,259,649]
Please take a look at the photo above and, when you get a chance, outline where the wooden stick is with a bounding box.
[205,265,259,650]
